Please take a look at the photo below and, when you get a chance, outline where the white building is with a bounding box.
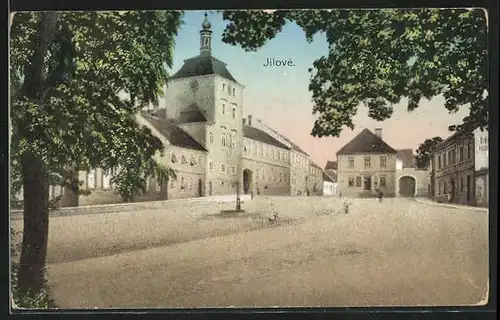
[474,127,488,207]
[323,171,337,196]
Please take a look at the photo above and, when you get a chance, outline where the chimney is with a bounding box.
[242,118,246,125]
[374,128,382,139]
[248,115,252,126]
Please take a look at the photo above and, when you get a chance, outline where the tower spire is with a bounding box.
[200,12,212,56]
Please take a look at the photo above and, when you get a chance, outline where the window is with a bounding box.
[348,177,355,187]
[222,103,225,115]
[460,177,464,192]
[443,153,447,167]
[459,146,464,162]
[379,175,386,187]
[467,144,472,159]
[180,177,185,189]
[170,178,175,188]
[227,84,231,95]
[364,157,371,168]
[244,145,247,153]
[156,179,161,192]
[198,156,203,164]
[260,144,264,156]
[348,157,354,168]
[355,176,362,187]
[232,88,235,96]
[438,155,441,169]
[380,156,387,168]
[443,181,447,194]
[222,83,226,91]
[102,169,112,189]
[220,163,226,173]
[231,166,236,175]
[87,169,96,189]
[209,161,214,170]
[222,132,226,147]
[181,155,187,164]
[209,132,214,143]
[232,108,235,118]
[188,179,193,191]
[190,156,197,166]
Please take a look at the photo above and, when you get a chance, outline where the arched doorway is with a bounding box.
[243,169,253,194]
[399,176,416,197]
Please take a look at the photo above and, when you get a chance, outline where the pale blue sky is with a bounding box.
[169,10,469,168]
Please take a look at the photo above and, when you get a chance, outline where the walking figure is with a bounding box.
[343,199,351,214]
[377,188,384,202]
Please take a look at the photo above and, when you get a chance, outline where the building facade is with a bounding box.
[474,127,488,207]
[336,128,398,198]
[431,128,475,205]
[322,171,337,196]
[308,162,324,196]
[32,14,322,207]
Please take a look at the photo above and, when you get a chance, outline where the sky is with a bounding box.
[169,10,470,168]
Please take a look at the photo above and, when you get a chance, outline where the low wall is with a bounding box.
[10,194,252,220]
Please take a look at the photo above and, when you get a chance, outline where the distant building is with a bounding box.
[322,171,337,196]
[308,162,324,196]
[336,128,398,197]
[474,127,488,207]
[324,161,337,178]
[395,149,430,197]
[336,128,428,198]
[431,127,475,205]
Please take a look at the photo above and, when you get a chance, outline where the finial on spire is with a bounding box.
[200,12,212,55]
[202,12,211,30]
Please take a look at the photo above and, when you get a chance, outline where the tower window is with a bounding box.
[232,107,235,118]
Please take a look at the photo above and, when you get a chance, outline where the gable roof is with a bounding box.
[337,129,397,155]
[325,161,337,170]
[243,125,291,150]
[323,171,337,182]
[178,103,207,123]
[170,55,238,83]
[396,149,415,168]
[141,114,207,151]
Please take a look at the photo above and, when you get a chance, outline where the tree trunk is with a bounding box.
[16,11,58,296]
[18,153,50,295]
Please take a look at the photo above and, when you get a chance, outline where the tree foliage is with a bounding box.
[415,136,444,169]
[10,10,181,296]
[10,11,181,202]
[221,9,488,137]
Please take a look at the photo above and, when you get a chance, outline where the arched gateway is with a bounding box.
[398,175,417,197]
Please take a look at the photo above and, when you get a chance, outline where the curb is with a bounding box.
[414,198,488,212]
[10,195,252,220]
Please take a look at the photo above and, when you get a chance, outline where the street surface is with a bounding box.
[11,197,489,308]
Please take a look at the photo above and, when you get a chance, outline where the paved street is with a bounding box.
[12,197,489,308]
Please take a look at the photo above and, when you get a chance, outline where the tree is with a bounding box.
[220,9,488,137]
[415,137,444,169]
[10,11,181,297]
